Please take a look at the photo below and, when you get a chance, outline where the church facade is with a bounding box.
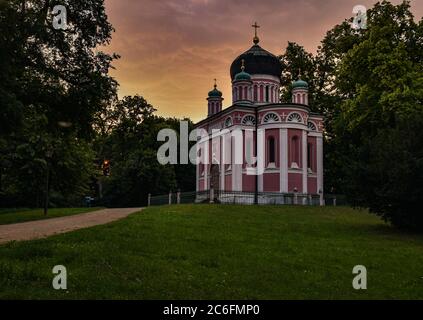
[194,26,324,203]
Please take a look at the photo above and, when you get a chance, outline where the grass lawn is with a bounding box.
[0,204,423,299]
[0,207,103,225]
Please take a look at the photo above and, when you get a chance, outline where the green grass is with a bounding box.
[1,205,423,299]
[0,207,103,225]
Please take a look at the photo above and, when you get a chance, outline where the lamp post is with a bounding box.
[44,148,53,216]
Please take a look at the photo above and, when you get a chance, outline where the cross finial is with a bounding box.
[214,78,217,88]
[252,22,260,44]
[298,68,302,79]
[241,59,245,72]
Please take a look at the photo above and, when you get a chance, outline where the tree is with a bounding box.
[331,0,423,230]
[0,0,118,208]
[97,96,195,207]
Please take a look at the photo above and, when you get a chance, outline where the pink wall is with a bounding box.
[288,173,302,193]
[225,175,232,191]
[243,174,255,192]
[308,177,317,194]
[264,173,280,192]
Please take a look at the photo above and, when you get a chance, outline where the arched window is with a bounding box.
[287,112,303,123]
[268,136,276,164]
[244,87,248,100]
[242,115,256,126]
[225,117,233,128]
[253,85,258,102]
[263,112,280,124]
[260,85,264,102]
[233,88,237,101]
[291,136,300,168]
[308,121,317,131]
[238,86,243,100]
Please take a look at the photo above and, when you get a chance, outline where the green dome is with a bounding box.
[292,79,308,89]
[234,70,252,81]
[208,87,222,97]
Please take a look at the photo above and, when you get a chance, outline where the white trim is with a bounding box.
[220,136,225,191]
[251,74,281,83]
[308,132,323,138]
[302,130,308,194]
[259,123,307,130]
[196,149,199,192]
[317,136,324,195]
[280,128,288,193]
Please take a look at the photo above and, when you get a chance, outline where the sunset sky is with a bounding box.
[104,0,423,122]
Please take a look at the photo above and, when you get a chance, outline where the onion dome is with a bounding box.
[208,80,222,97]
[234,59,252,81]
[230,26,282,81]
[292,79,309,89]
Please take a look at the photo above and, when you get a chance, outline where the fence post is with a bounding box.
[319,190,324,206]
[168,191,172,205]
[177,190,181,204]
[308,194,312,206]
[293,188,298,205]
[148,193,151,207]
[333,196,337,207]
[209,187,214,204]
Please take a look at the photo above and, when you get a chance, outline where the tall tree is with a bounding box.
[331,0,423,230]
[0,0,118,207]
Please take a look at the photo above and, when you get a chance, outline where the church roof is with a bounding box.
[230,44,282,80]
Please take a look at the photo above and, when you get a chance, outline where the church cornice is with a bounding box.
[195,103,323,128]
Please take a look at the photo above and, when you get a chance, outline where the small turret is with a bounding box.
[232,59,253,104]
[292,72,309,105]
[207,79,223,116]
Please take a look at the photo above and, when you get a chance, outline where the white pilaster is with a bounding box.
[280,128,288,193]
[302,130,308,194]
[317,135,324,195]
[220,136,225,191]
[196,148,199,192]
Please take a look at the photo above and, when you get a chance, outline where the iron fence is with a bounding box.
[148,190,345,207]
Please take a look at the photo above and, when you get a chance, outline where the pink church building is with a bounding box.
[194,27,324,204]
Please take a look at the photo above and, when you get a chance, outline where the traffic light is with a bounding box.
[102,160,111,176]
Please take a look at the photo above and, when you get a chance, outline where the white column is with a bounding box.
[302,130,308,194]
[220,136,225,191]
[196,150,199,192]
[317,135,324,195]
[280,128,288,193]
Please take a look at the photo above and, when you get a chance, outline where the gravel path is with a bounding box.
[0,208,142,244]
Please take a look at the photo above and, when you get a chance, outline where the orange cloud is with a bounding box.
[104,0,423,122]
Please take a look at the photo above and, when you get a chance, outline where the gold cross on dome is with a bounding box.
[252,22,260,44]
[252,22,260,37]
